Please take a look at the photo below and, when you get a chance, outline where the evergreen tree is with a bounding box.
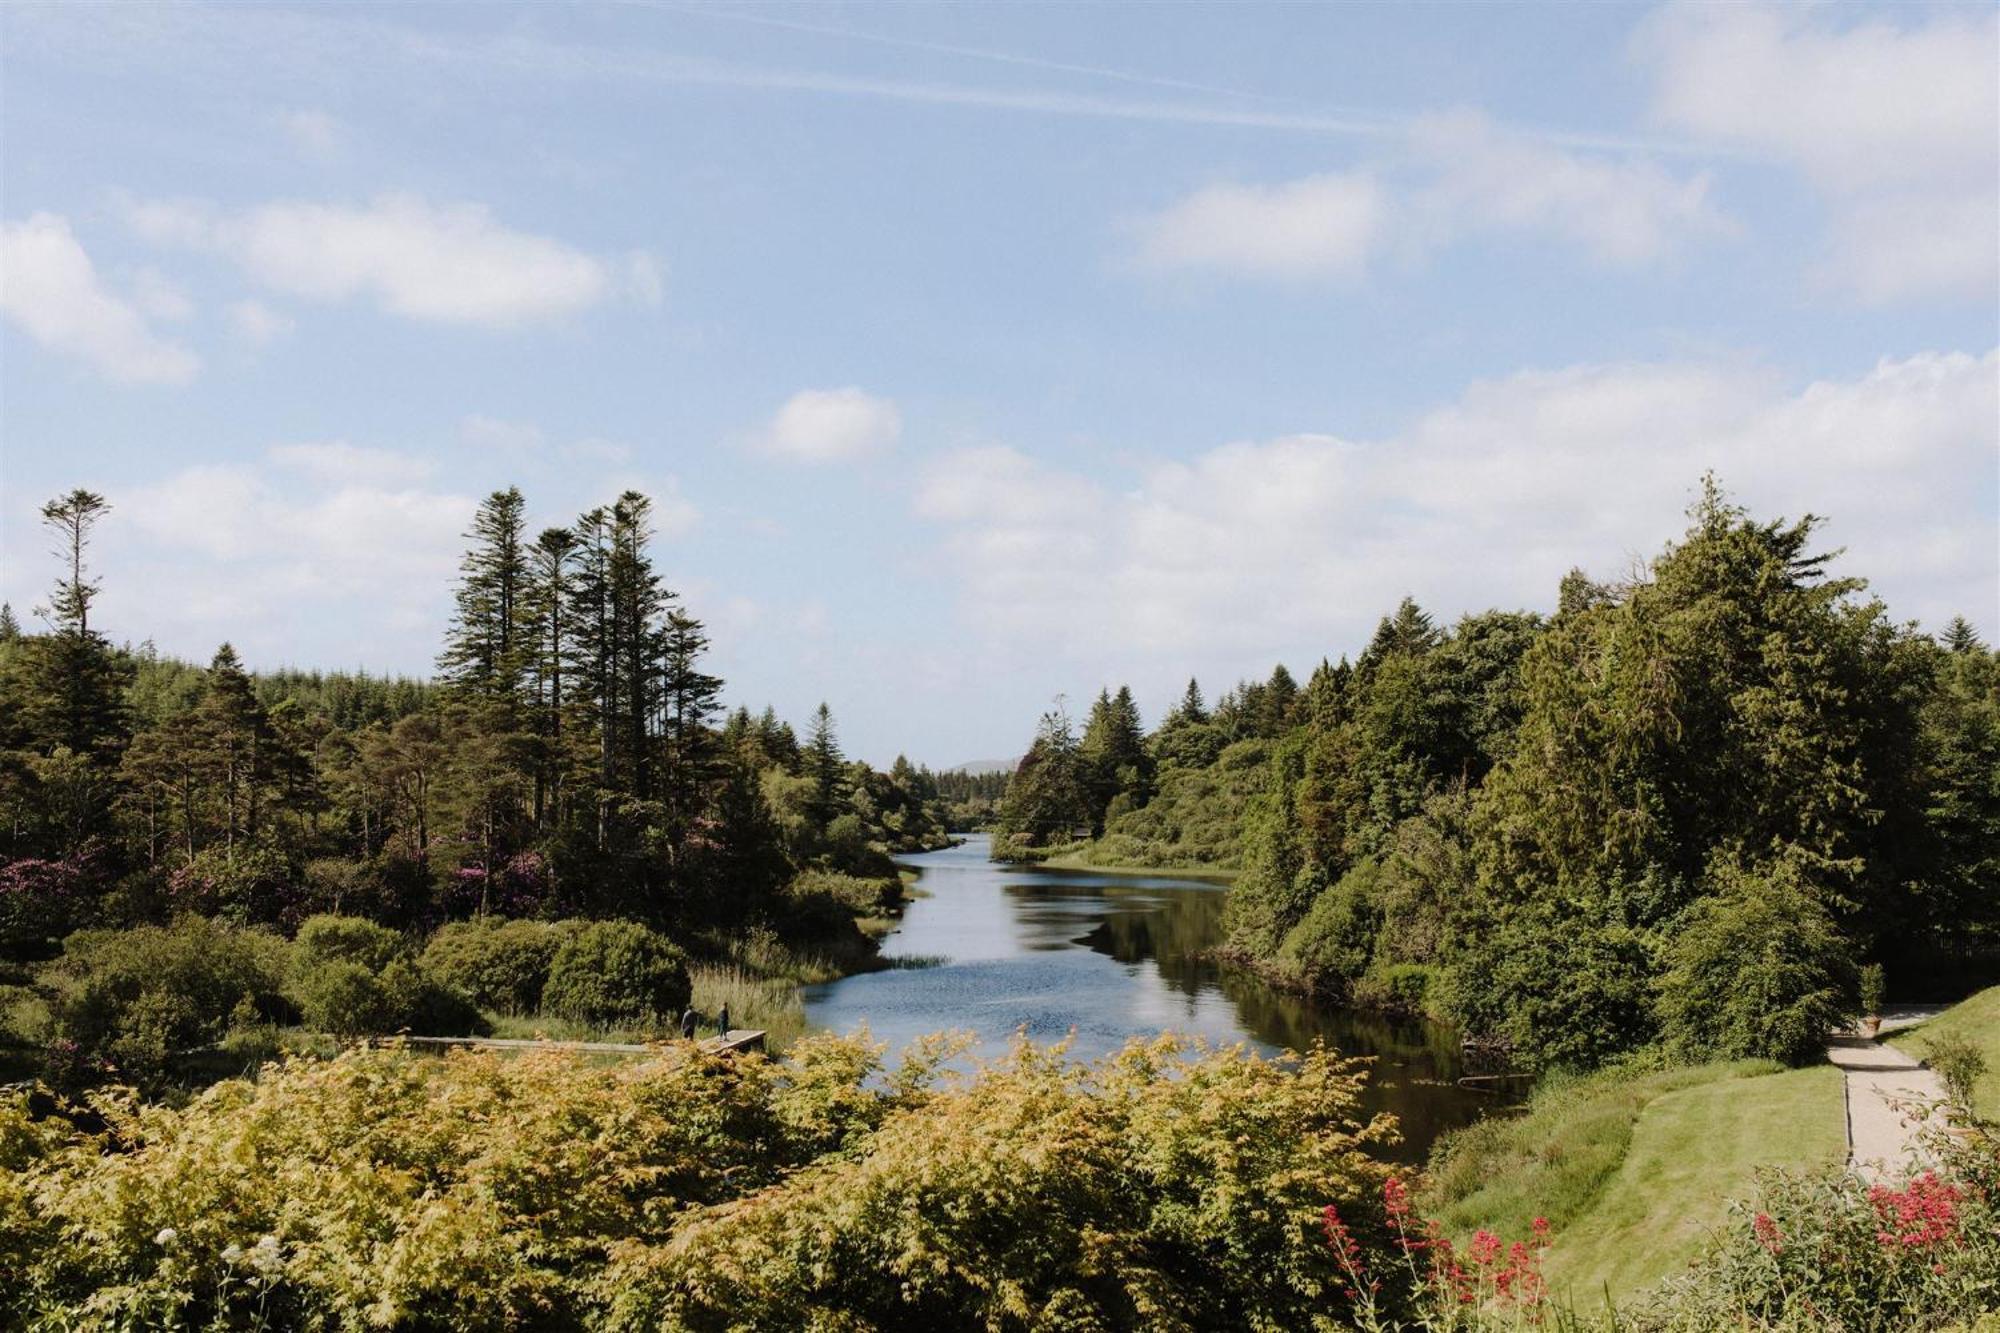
[607,492,668,801]
[438,488,530,704]
[524,527,580,827]
[20,492,130,805]
[659,608,723,871]
[1262,664,1299,736]
[1942,615,1985,654]
[198,644,275,854]
[0,603,18,642]
[1359,597,1439,671]
[1080,684,1151,831]
[803,703,848,833]
[997,704,1092,848]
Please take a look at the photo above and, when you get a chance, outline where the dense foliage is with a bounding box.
[0,486,960,1081]
[1000,481,2000,1070]
[0,1035,1402,1331]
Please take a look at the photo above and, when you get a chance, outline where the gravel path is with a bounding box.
[1827,1033,1944,1182]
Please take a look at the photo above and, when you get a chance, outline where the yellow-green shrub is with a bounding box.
[1,1035,1396,1330]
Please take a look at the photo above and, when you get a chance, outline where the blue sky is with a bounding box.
[3,2,1995,765]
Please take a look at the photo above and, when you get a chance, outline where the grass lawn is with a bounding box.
[1424,1059,1789,1242]
[1542,1063,1845,1305]
[1890,984,2000,1119]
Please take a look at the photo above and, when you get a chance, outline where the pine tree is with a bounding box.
[1177,678,1207,724]
[1081,684,1151,830]
[1360,596,1439,671]
[998,704,1091,847]
[525,527,580,826]
[438,488,530,704]
[25,490,129,764]
[804,703,848,833]
[0,603,19,642]
[659,608,723,870]
[199,643,274,853]
[1942,616,1985,655]
[606,492,668,801]
[1263,664,1299,735]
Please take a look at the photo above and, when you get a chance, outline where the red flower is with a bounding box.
[1867,1173,1964,1250]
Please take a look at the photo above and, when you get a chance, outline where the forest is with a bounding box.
[0,486,977,1088]
[997,479,2000,1070]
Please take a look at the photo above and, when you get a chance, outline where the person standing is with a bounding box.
[716,1003,730,1039]
[680,1006,698,1040]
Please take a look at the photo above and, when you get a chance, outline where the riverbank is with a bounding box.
[1033,851,1237,882]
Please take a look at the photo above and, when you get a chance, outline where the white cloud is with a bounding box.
[268,440,438,486]
[1129,116,1728,281]
[1638,3,1999,302]
[1410,111,1731,264]
[917,350,1999,677]
[1131,172,1387,280]
[106,450,476,662]
[128,193,661,327]
[228,298,294,346]
[0,214,200,385]
[758,387,903,463]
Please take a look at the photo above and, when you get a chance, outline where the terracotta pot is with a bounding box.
[1862,1016,1882,1037]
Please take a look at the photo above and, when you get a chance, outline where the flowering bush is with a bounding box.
[0,853,94,957]
[1323,1176,1551,1329]
[1634,1129,2000,1329]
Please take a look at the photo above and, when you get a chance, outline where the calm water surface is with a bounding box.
[801,834,1504,1162]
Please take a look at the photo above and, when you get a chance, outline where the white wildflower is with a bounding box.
[153,1227,177,1246]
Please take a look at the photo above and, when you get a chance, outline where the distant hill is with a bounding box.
[945,758,1017,776]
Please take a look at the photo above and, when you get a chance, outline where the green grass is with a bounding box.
[688,964,807,1051]
[482,1012,665,1044]
[1035,852,1238,882]
[1890,984,2000,1119]
[1542,1063,1844,1302]
[1424,1056,1846,1304]
[1424,1059,1787,1241]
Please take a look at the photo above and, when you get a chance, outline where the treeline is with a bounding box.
[997,480,2000,1068]
[0,486,952,957]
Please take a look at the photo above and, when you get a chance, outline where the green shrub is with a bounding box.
[292,914,405,975]
[421,918,573,1013]
[1860,962,1887,1017]
[1656,860,1856,1067]
[46,918,291,1085]
[1354,962,1433,1015]
[788,870,901,917]
[379,959,487,1038]
[1278,859,1380,992]
[293,960,394,1038]
[1923,1031,1988,1113]
[542,920,691,1027]
[0,1036,1400,1330]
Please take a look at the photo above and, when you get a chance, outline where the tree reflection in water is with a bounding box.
[803,837,1518,1163]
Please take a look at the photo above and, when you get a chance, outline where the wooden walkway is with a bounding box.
[370,1030,768,1056]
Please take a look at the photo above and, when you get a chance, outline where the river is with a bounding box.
[801,834,1505,1162]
